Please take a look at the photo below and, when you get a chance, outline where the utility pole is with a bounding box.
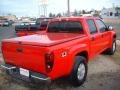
[67,0,70,16]
[41,0,48,17]
[38,0,48,17]
[38,4,40,17]
[38,0,41,17]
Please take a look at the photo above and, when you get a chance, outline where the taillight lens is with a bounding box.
[45,52,54,72]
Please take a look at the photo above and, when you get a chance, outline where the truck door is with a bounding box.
[95,19,111,51]
[86,19,102,58]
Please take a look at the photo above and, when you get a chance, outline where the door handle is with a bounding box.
[91,37,95,41]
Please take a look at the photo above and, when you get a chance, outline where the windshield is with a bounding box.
[48,21,84,33]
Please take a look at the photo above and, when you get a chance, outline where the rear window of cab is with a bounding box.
[48,21,84,33]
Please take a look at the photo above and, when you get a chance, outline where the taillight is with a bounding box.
[45,52,54,72]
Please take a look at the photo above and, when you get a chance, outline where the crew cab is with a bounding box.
[1,17,116,86]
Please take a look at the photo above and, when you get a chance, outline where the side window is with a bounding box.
[64,22,84,33]
[87,20,97,34]
[96,20,107,32]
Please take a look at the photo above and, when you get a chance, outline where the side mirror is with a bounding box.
[108,26,113,31]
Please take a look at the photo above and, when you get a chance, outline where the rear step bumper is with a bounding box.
[1,64,51,83]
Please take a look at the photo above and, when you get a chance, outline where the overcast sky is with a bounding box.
[0,0,120,17]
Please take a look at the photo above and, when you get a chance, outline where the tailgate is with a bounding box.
[2,42,47,74]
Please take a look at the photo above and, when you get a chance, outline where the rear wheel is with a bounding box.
[70,56,88,86]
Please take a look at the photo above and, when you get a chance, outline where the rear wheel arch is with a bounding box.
[66,50,89,75]
[68,51,88,75]
[75,51,88,63]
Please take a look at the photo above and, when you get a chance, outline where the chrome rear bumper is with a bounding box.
[1,64,51,83]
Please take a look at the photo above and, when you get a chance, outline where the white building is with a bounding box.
[101,7,120,18]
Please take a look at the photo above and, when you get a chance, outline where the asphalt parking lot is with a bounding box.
[0,25,120,90]
[0,26,16,42]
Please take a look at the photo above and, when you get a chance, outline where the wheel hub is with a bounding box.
[113,42,116,52]
[77,63,85,80]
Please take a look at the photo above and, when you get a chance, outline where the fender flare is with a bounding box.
[65,44,89,75]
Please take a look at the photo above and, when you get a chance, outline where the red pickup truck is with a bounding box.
[1,17,116,86]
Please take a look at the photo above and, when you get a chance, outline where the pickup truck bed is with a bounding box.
[4,33,85,46]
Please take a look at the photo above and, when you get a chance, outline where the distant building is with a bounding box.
[80,14,93,17]
[101,7,120,18]
[0,14,17,21]
[0,16,7,20]
[18,17,31,22]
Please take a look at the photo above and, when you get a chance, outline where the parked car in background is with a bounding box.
[19,22,30,26]
[3,21,10,26]
[15,17,52,35]
[0,20,14,27]
[15,20,49,36]
[0,21,4,26]
[15,22,29,32]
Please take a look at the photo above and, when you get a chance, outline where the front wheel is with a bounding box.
[105,40,116,55]
[70,56,88,86]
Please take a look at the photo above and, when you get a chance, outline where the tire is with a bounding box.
[105,40,116,55]
[70,56,88,86]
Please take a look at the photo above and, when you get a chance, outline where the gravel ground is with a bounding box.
[0,26,16,42]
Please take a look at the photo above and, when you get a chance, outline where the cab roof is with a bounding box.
[50,16,100,21]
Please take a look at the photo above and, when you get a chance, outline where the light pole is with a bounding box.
[38,0,48,17]
[67,0,70,16]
